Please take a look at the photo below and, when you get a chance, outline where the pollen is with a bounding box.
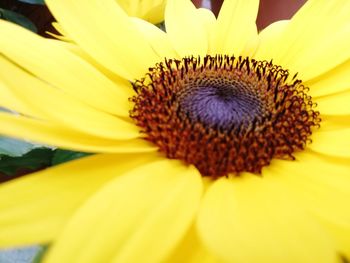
[130,55,321,177]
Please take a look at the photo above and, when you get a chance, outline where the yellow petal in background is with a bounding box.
[253,20,289,61]
[140,1,167,25]
[45,0,160,80]
[44,160,202,263]
[210,0,259,56]
[131,17,178,59]
[0,153,157,247]
[165,0,208,57]
[117,0,167,24]
[197,176,337,263]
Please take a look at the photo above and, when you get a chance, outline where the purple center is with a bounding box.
[179,84,263,129]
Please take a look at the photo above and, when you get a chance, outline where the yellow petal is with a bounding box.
[52,41,135,98]
[197,8,216,54]
[314,89,350,115]
[165,0,208,57]
[46,22,72,42]
[309,128,350,158]
[131,17,178,59]
[0,55,139,140]
[0,112,156,153]
[320,115,350,131]
[320,221,350,260]
[210,0,259,56]
[141,1,167,25]
[52,22,71,40]
[288,24,350,81]
[253,20,289,61]
[264,151,350,259]
[44,160,202,263]
[0,152,157,247]
[264,151,350,224]
[197,176,337,263]
[117,0,167,24]
[261,0,350,81]
[45,0,159,80]
[0,81,44,119]
[45,31,71,42]
[165,224,224,263]
[305,60,350,97]
[0,21,131,117]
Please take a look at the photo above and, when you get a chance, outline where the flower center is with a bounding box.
[178,74,265,130]
[130,55,320,177]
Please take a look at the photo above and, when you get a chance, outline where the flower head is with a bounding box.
[0,0,349,262]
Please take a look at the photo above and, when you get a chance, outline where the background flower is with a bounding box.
[117,0,167,24]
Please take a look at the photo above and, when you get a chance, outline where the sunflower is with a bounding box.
[0,0,350,262]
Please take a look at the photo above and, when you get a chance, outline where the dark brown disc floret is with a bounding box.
[130,55,320,177]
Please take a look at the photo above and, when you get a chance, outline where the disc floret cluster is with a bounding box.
[131,55,320,177]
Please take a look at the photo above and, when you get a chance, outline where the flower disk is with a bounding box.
[130,55,320,177]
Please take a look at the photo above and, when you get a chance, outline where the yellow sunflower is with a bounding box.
[0,0,350,262]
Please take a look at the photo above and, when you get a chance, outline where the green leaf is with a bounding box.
[156,21,166,32]
[31,245,49,263]
[0,137,37,157]
[17,0,45,5]
[0,148,54,176]
[51,149,91,165]
[0,8,37,32]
